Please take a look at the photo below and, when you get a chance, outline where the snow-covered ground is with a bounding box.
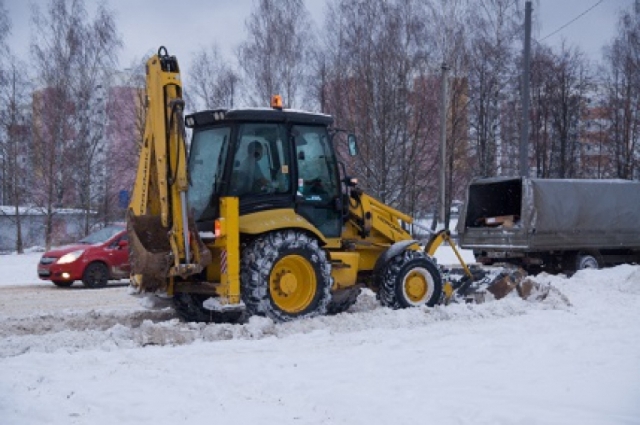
[1,249,639,424]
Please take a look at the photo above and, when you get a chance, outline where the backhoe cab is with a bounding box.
[171,98,447,322]
[128,47,519,324]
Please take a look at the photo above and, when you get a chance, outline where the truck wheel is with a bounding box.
[52,280,74,287]
[576,253,600,270]
[378,250,442,309]
[82,262,109,288]
[241,230,332,322]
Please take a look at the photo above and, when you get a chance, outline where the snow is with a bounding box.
[0,206,95,215]
[1,249,640,424]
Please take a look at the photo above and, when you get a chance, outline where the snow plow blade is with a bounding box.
[444,265,570,305]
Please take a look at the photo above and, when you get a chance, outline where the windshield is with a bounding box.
[188,126,231,219]
[80,226,124,244]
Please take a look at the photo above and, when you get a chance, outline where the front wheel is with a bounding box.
[241,230,333,322]
[378,250,442,309]
[82,262,109,288]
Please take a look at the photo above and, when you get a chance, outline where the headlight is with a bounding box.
[57,250,85,264]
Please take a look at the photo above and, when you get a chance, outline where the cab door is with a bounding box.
[292,125,342,237]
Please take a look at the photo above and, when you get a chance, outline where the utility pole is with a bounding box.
[520,1,532,177]
[439,63,449,227]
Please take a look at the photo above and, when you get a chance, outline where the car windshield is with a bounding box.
[79,226,124,244]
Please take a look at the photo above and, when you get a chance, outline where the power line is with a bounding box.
[538,0,606,42]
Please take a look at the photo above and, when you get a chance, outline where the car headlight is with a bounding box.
[57,250,85,264]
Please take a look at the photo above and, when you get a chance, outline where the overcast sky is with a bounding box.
[3,0,634,78]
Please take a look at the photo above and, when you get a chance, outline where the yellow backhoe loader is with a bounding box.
[127,47,531,323]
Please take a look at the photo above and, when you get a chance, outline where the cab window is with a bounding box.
[228,123,290,197]
[293,125,339,202]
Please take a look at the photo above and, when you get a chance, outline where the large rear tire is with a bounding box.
[378,250,442,309]
[241,230,332,322]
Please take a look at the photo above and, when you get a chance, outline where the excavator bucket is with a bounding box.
[127,213,172,291]
[127,211,212,292]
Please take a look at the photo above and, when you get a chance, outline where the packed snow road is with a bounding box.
[0,282,135,317]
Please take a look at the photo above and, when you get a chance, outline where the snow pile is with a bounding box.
[0,285,572,358]
[1,252,639,424]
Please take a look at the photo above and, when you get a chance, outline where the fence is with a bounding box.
[0,207,92,252]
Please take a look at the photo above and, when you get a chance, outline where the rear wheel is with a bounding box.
[378,250,442,309]
[575,252,600,270]
[52,280,74,287]
[241,230,332,322]
[82,262,109,288]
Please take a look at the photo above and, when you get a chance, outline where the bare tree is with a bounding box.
[466,0,522,178]
[528,43,590,179]
[237,0,315,108]
[425,0,472,227]
[546,43,590,178]
[99,63,146,226]
[188,44,239,110]
[529,44,555,177]
[0,56,32,253]
[602,1,640,180]
[0,0,8,57]
[320,0,439,218]
[0,0,11,205]
[30,0,121,248]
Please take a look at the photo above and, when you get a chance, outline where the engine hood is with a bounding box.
[43,244,90,258]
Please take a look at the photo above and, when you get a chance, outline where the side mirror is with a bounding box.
[347,134,358,156]
[118,240,129,248]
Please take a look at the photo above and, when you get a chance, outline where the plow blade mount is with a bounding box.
[448,265,570,305]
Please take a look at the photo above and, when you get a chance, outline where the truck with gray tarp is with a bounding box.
[456,177,640,273]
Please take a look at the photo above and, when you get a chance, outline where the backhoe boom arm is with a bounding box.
[127,47,210,292]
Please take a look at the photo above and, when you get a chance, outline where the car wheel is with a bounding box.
[82,262,109,288]
[52,280,74,287]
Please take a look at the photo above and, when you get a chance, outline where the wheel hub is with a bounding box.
[405,271,427,302]
[269,255,317,313]
[278,273,299,295]
[401,267,434,306]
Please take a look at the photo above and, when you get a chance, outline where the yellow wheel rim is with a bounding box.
[402,267,434,305]
[269,255,317,314]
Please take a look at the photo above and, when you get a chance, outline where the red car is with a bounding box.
[37,224,130,288]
